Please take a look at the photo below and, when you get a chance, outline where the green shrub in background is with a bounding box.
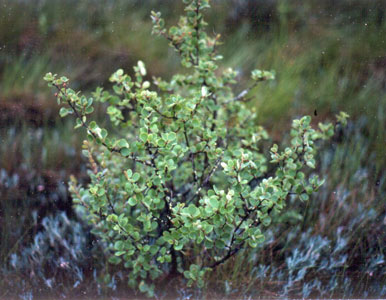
[44,0,348,295]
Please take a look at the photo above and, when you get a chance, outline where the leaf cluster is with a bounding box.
[44,0,348,295]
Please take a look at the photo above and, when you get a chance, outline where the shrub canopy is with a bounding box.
[44,0,348,295]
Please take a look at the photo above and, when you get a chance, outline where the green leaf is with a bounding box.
[300,193,309,201]
[187,205,199,218]
[100,129,108,139]
[261,216,271,226]
[117,139,129,148]
[97,188,106,197]
[128,197,137,206]
[59,107,70,117]
[140,132,148,142]
[248,238,258,248]
[174,243,183,251]
[121,148,131,156]
[132,173,140,182]
[108,256,122,265]
[85,106,94,114]
[89,121,97,129]
[115,251,126,256]
[306,160,315,169]
[126,169,133,178]
[60,76,69,83]
[106,214,118,222]
[167,132,176,141]
[43,72,54,81]
[114,240,124,251]
[208,196,219,209]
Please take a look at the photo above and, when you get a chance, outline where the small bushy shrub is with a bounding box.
[211,118,385,299]
[44,0,348,295]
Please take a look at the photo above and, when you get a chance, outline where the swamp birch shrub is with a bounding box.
[44,0,348,295]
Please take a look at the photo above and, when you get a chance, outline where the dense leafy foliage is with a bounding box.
[44,0,348,295]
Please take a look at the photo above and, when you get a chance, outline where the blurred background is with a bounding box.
[0,0,385,298]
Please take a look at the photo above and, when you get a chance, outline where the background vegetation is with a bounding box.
[0,0,385,298]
